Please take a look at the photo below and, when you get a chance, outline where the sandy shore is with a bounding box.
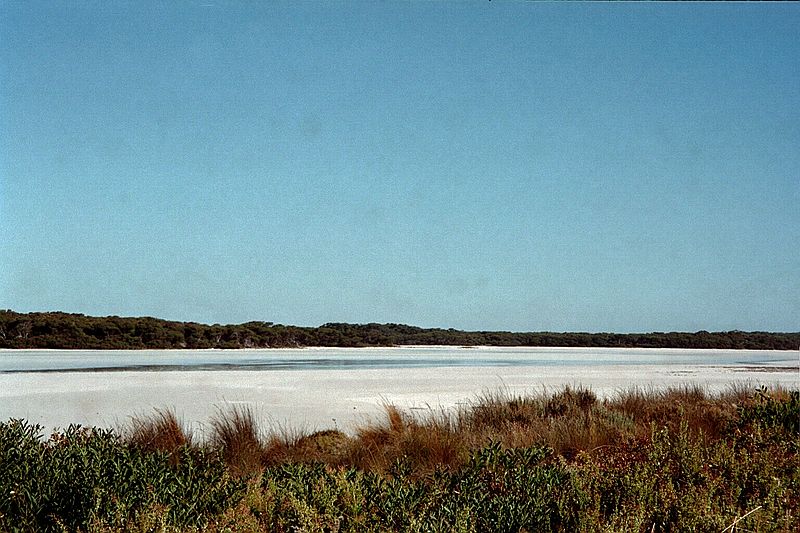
[2,353,797,436]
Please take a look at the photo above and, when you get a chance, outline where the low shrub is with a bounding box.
[739,388,800,434]
[1,386,797,532]
[0,420,244,532]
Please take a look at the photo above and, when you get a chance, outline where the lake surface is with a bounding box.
[1,347,797,435]
[1,346,795,372]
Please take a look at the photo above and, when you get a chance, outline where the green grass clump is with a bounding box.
[1,386,798,532]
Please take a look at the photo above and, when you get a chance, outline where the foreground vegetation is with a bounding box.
[1,386,798,532]
[2,310,798,350]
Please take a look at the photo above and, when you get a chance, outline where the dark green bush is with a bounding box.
[739,389,800,434]
[438,443,585,532]
[0,420,244,532]
[254,443,584,532]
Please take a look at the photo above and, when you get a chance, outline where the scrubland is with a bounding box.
[1,385,798,532]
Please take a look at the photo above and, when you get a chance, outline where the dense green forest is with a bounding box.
[0,310,797,350]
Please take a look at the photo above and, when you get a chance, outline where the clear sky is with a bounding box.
[1,2,798,332]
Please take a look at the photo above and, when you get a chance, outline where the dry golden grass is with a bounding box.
[125,385,792,476]
[456,386,634,458]
[609,384,741,441]
[124,408,192,454]
[337,385,629,470]
[343,404,468,473]
[209,405,264,477]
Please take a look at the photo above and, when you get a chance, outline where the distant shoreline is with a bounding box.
[2,345,799,354]
[0,344,800,354]
[2,310,798,351]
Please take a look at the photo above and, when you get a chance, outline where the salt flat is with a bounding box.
[1,347,797,436]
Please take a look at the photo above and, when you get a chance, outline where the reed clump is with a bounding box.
[209,405,264,478]
[124,408,192,455]
[344,404,467,473]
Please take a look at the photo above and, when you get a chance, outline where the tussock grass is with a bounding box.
[124,408,191,454]
[345,404,467,473]
[611,384,746,442]
[209,405,263,478]
[118,384,793,474]
[327,384,795,470]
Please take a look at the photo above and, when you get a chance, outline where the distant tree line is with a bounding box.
[0,310,798,351]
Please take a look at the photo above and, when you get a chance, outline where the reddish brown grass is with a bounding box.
[608,384,740,440]
[128,385,792,476]
[337,405,468,474]
[125,408,192,454]
[209,406,263,477]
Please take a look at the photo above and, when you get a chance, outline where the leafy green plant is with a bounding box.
[739,388,800,434]
[0,421,244,532]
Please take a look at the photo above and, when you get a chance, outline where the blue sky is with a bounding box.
[1,2,798,332]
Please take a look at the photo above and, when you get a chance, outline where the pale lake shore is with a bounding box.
[2,347,797,436]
